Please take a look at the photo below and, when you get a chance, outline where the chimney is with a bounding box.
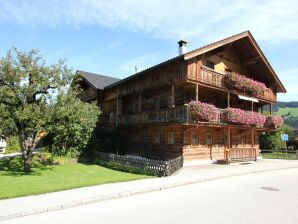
[178,40,187,55]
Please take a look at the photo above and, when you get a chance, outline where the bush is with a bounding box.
[89,127,128,155]
[186,101,219,122]
[44,91,99,158]
[5,136,20,154]
[96,159,158,176]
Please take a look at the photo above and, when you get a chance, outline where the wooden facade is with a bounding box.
[78,31,286,163]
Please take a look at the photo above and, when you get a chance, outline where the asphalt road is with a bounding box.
[3,168,298,224]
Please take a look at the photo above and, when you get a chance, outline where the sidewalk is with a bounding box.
[1,159,298,221]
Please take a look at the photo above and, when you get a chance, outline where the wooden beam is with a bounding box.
[251,101,254,112]
[171,84,175,107]
[196,84,199,102]
[138,92,142,112]
[227,92,230,108]
[269,103,272,115]
[242,56,261,65]
[116,94,119,126]
[251,129,254,149]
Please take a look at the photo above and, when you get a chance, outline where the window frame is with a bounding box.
[167,132,175,145]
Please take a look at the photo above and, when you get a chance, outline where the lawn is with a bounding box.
[0,156,151,199]
[261,152,297,160]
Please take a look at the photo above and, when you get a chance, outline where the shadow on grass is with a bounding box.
[0,157,54,177]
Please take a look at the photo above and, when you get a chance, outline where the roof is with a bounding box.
[104,31,286,93]
[104,55,182,90]
[77,70,121,90]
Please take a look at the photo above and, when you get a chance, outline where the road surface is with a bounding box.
[3,168,298,224]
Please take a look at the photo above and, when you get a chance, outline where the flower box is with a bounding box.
[186,101,220,122]
[225,72,267,97]
[265,115,283,129]
[222,108,266,127]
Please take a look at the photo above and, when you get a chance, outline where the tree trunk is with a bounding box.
[23,151,32,174]
[19,132,34,174]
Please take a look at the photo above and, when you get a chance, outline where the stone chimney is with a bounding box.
[178,40,187,55]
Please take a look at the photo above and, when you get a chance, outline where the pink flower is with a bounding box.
[186,101,219,122]
[223,108,266,127]
[226,72,267,97]
[265,115,283,129]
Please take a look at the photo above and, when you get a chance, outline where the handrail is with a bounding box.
[199,66,276,102]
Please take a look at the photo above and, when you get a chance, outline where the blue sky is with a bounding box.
[0,0,297,102]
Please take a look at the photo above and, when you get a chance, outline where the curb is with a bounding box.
[1,165,298,221]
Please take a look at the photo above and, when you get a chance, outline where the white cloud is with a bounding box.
[1,0,298,43]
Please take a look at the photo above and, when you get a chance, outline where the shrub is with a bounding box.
[265,115,283,129]
[186,100,220,122]
[96,159,158,176]
[5,136,20,154]
[89,127,128,155]
[225,72,267,97]
[223,108,266,127]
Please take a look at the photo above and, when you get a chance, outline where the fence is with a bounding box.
[94,151,183,176]
[260,149,298,160]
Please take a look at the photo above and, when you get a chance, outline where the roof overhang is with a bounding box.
[183,31,286,93]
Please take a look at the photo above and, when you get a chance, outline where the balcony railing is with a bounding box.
[196,66,276,102]
[101,105,280,129]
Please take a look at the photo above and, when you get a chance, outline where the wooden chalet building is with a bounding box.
[77,31,286,163]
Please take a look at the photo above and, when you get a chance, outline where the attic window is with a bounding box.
[206,60,215,69]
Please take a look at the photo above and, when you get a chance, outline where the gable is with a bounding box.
[184,31,286,93]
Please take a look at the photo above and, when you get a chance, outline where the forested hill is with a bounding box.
[265,101,298,128]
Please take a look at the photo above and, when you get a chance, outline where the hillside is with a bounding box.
[268,101,298,129]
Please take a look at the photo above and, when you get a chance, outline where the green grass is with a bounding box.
[262,152,297,160]
[276,107,298,117]
[0,156,151,199]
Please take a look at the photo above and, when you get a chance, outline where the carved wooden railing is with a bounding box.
[226,148,257,162]
[197,66,276,102]
[119,106,188,124]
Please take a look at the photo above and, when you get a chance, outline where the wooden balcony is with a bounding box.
[119,106,188,125]
[194,66,276,102]
[100,106,272,130]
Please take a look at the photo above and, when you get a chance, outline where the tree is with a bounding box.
[0,48,99,174]
[45,90,99,158]
[260,125,294,150]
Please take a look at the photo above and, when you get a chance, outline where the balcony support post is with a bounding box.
[226,126,231,162]
[269,103,272,115]
[138,92,142,112]
[227,92,230,108]
[171,84,175,107]
[251,101,254,112]
[196,84,199,102]
[116,94,119,126]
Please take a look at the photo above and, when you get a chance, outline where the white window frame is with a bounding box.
[153,133,161,144]
[191,132,198,145]
[167,132,175,144]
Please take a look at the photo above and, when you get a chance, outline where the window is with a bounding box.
[133,101,139,114]
[206,60,215,69]
[167,132,175,144]
[206,132,212,145]
[153,133,161,144]
[191,132,198,145]
[109,112,114,124]
[154,98,160,110]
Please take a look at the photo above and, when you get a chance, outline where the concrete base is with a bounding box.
[183,159,215,167]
